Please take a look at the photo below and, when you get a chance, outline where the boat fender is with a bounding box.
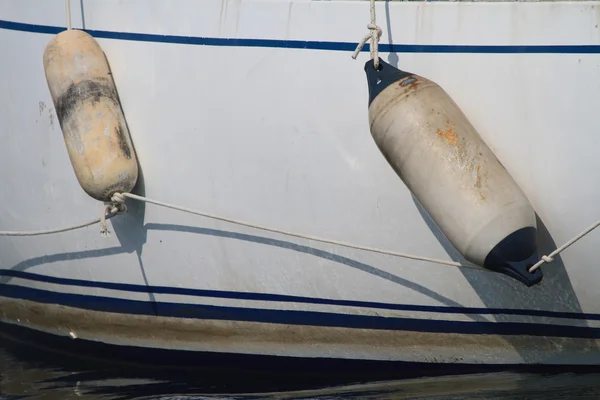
[364,58,542,287]
[43,29,138,202]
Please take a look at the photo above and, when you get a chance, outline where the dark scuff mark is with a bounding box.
[54,77,119,125]
[115,123,131,159]
[48,109,55,129]
[54,76,132,160]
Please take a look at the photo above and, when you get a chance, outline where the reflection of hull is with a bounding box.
[4,322,598,399]
[1,0,600,370]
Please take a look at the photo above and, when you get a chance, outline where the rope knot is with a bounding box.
[541,255,554,263]
[351,0,382,68]
[99,192,128,237]
[111,192,127,212]
[367,23,382,39]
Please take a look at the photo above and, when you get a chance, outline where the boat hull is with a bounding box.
[1,0,600,370]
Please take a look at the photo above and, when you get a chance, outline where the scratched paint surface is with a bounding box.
[436,121,488,201]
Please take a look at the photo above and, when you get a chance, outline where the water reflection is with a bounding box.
[1,325,600,400]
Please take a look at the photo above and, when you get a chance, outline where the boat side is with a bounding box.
[1,0,600,367]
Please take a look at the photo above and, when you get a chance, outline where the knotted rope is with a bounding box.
[351,0,383,69]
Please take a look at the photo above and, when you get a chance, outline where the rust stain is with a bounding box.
[474,165,482,189]
[435,119,487,202]
[430,115,492,201]
[437,127,457,146]
[475,164,486,201]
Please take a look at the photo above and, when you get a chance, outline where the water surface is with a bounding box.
[1,328,600,400]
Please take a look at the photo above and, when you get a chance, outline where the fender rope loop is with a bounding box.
[351,0,382,69]
[1,192,598,275]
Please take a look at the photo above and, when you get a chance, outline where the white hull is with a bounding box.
[1,0,600,369]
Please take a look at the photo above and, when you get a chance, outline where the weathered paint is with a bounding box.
[43,29,138,201]
[367,61,536,268]
[3,296,600,365]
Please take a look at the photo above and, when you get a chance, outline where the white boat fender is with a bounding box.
[43,29,138,202]
[364,58,542,287]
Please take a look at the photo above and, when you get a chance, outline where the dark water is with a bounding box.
[2,329,600,400]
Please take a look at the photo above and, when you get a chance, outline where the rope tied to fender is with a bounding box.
[1,190,598,277]
[527,219,600,273]
[99,193,127,237]
[65,0,72,30]
[351,0,382,69]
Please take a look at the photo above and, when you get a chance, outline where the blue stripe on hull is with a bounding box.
[2,283,600,339]
[1,270,599,322]
[1,19,600,54]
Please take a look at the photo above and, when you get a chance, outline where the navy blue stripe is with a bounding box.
[1,284,600,339]
[5,322,600,383]
[2,269,599,321]
[1,19,600,54]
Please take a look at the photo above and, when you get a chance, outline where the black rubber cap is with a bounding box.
[483,227,543,287]
[365,58,413,106]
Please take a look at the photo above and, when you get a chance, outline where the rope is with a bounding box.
[0,214,116,237]
[99,199,127,238]
[528,219,600,273]
[1,191,598,274]
[113,192,472,269]
[65,0,72,30]
[351,0,382,69]
[0,195,126,237]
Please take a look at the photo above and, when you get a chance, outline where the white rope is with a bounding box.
[528,219,600,273]
[99,200,127,238]
[351,0,382,68]
[0,214,116,237]
[1,190,598,274]
[65,0,72,30]
[0,192,466,267]
[109,192,470,269]
[0,196,125,237]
